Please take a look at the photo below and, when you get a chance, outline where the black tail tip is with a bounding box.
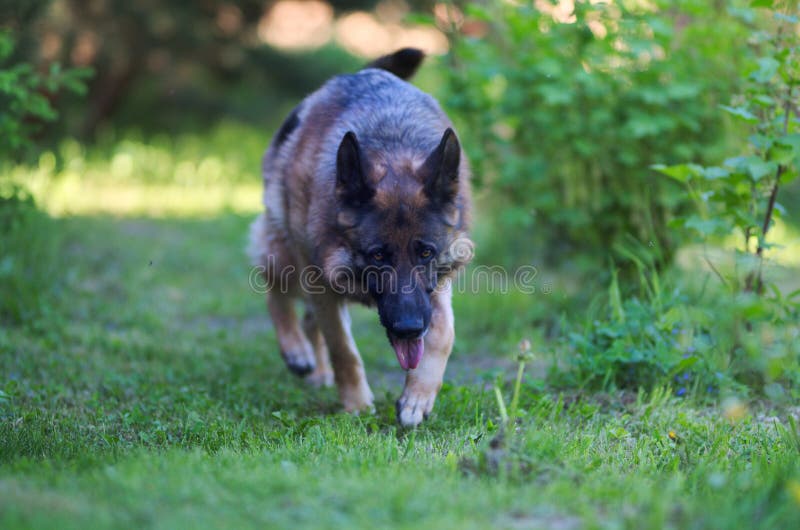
[367,48,425,80]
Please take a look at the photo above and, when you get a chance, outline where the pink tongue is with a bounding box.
[391,337,424,370]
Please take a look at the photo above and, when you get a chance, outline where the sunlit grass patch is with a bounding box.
[27,179,262,218]
[3,122,267,217]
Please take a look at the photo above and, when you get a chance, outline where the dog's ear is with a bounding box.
[421,128,460,205]
[336,131,374,207]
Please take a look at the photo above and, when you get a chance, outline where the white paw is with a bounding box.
[340,383,375,414]
[396,389,437,427]
[306,368,334,388]
[281,346,316,377]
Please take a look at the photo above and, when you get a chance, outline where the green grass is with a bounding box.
[2,125,800,528]
[2,212,800,529]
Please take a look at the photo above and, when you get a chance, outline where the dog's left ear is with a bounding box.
[336,131,374,207]
[421,128,460,205]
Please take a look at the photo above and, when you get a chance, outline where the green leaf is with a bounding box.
[768,144,795,165]
[725,156,775,182]
[746,159,775,181]
[724,156,750,172]
[650,163,703,182]
[701,166,729,180]
[780,169,799,185]
[748,134,772,151]
[751,94,774,107]
[732,209,761,229]
[750,0,774,7]
[719,105,758,123]
[735,294,770,319]
[750,57,780,83]
[684,215,730,237]
[668,356,699,377]
[776,133,800,152]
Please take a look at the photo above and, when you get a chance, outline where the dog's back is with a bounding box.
[264,47,433,182]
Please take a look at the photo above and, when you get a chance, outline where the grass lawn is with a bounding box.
[2,209,800,529]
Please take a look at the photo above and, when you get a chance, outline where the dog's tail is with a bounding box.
[366,48,425,80]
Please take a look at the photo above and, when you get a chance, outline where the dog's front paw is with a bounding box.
[340,382,374,414]
[281,349,316,377]
[306,367,334,388]
[396,387,437,428]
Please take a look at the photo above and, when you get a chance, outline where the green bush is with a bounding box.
[654,2,800,293]
[444,0,749,271]
[0,29,88,323]
[544,3,800,398]
[553,264,800,398]
[0,30,90,161]
[0,183,63,324]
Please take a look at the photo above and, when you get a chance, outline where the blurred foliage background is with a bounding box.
[445,1,750,272]
[1,0,799,398]
[1,0,444,141]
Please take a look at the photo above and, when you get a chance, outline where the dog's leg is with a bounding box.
[311,295,374,412]
[251,214,316,377]
[397,282,454,427]
[254,226,316,376]
[302,308,334,387]
[267,291,316,376]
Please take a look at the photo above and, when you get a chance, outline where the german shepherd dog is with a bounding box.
[248,48,472,427]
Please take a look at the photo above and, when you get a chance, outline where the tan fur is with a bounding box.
[312,294,374,412]
[397,282,455,425]
[302,310,334,387]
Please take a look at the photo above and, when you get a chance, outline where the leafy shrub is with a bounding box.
[0,29,88,323]
[443,0,749,271]
[0,30,90,161]
[548,2,800,399]
[653,2,800,294]
[0,182,63,324]
[554,264,800,398]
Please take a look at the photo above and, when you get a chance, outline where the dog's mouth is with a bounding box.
[390,335,425,371]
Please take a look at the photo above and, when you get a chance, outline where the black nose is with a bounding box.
[391,318,425,339]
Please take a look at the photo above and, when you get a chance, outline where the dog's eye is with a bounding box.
[420,248,433,260]
[371,251,385,263]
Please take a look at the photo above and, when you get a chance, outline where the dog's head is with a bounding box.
[328,128,471,370]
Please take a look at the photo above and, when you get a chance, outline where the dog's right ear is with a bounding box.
[421,128,460,206]
[336,131,374,207]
